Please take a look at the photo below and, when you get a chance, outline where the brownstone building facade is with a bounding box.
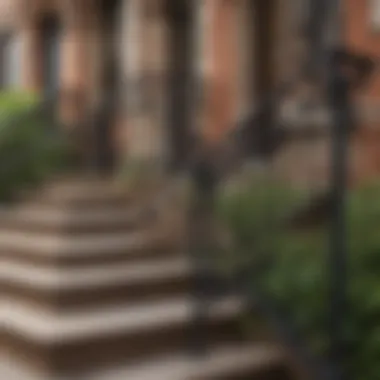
[0,0,379,183]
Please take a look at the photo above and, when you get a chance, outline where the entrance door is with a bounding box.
[39,16,61,100]
[165,0,194,171]
[96,0,122,174]
[100,0,121,90]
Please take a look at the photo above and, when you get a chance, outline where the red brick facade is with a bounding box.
[345,0,380,183]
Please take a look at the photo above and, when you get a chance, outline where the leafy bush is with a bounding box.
[0,91,71,201]
[216,177,307,272]
[0,91,37,119]
[217,178,380,380]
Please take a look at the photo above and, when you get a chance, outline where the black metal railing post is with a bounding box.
[326,48,352,380]
[305,0,351,377]
[187,141,220,355]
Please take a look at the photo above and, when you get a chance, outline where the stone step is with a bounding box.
[91,344,290,380]
[23,180,132,209]
[0,229,179,267]
[1,343,291,380]
[2,296,245,376]
[2,257,190,311]
[36,178,128,198]
[0,204,155,234]
[25,178,165,210]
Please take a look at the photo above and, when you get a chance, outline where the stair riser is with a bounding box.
[2,319,243,377]
[0,219,147,235]
[204,365,294,380]
[3,277,190,312]
[28,194,132,207]
[0,208,159,235]
[2,247,179,268]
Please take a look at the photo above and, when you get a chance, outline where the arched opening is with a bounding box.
[164,0,195,171]
[38,14,62,99]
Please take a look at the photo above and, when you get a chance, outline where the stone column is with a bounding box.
[120,0,143,164]
[122,0,168,167]
[84,1,103,106]
[17,0,43,92]
[140,0,169,166]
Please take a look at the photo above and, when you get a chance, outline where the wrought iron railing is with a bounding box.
[118,1,376,378]
[182,1,376,380]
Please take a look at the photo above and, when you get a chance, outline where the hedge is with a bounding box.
[217,178,380,380]
[0,91,71,201]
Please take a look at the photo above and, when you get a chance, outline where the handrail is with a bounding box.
[178,2,377,380]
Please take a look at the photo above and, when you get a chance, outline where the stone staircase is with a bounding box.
[1,178,296,379]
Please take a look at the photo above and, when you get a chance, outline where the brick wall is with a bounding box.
[345,0,380,182]
[345,0,380,99]
[270,0,380,187]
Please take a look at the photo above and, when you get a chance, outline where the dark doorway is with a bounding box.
[165,0,194,171]
[249,0,277,101]
[100,0,121,87]
[95,0,122,174]
[39,15,61,100]
[243,0,277,157]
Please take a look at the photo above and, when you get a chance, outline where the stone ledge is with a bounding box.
[280,98,380,131]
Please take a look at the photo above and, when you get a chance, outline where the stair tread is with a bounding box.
[0,230,168,257]
[1,344,284,380]
[2,256,188,290]
[0,205,142,226]
[90,344,284,380]
[2,296,242,344]
[38,179,128,197]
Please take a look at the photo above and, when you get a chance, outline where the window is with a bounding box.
[369,0,380,30]
[2,33,22,90]
[0,34,9,89]
[5,35,21,89]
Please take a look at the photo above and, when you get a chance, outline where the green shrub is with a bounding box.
[0,91,38,123]
[216,177,307,272]
[217,178,380,379]
[0,91,71,201]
